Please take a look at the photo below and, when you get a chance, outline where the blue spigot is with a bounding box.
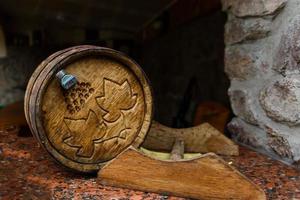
[56,70,77,90]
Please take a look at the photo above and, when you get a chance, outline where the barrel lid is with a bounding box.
[26,46,153,172]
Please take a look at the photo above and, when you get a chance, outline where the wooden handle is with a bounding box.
[170,138,184,160]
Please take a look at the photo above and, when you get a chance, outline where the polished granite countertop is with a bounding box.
[0,124,300,200]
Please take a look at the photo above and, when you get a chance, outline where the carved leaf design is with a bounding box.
[96,79,137,122]
[94,113,130,144]
[63,110,107,157]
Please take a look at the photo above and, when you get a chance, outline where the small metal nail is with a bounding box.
[56,70,77,90]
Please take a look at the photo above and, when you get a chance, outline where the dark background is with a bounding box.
[0,0,229,127]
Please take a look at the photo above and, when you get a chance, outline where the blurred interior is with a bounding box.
[0,0,230,129]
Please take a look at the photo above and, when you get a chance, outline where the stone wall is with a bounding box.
[141,11,229,126]
[223,0,300,166]
[0,47,51,106]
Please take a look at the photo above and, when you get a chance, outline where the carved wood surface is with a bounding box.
[24,46,153,172]
[143,121,239,156]
[169,139,184,160]
[98,147,266,200]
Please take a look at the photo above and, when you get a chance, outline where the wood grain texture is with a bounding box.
[24,46,75,143]
[169,139,184,160]
[143,121,239,156]
[24,46,153,173]
[98,147,266,200]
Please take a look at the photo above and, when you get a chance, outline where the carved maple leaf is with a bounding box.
[96,79,137,122]
[63,110,107,158]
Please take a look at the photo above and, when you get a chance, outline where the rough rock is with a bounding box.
[225,16,271,45]
[227,118,266,149]
[228,118,295,160]
[228,89,258,125]
[222,0,287,17]
[260,75,300,126]
[223,0,300,166]
[273,15,300,76]
[264,126,293,159]
[224,46,256,80]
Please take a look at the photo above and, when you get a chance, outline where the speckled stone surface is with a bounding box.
[0,126,300,200]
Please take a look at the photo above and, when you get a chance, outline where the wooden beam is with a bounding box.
[143,121,239,156]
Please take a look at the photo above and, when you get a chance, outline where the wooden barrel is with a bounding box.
[24,45,153,173]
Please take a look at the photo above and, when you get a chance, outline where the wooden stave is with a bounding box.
[24,46,98,167]
[25,48,71,139]
[24,45,95,140]
[24,45,153,173]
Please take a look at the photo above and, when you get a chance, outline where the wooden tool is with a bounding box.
[24,45,153,173]
[143,121,239,156]
[98,145,266,200]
